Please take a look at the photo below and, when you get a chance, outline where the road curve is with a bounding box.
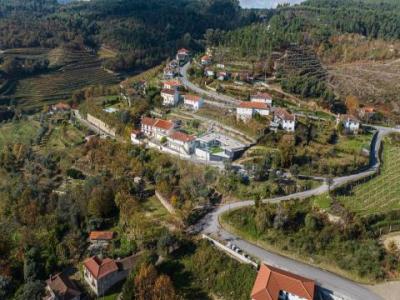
[199,127,400,300]
[180,62,238,107]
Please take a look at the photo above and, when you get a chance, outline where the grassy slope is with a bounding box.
[0,119,40,148]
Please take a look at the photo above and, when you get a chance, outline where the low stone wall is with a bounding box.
[202,234,258,268]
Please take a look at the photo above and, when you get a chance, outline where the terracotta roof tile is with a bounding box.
[239,101,270,110]
[184,94,201,102]
[154,119,174,130]
[141,117,157,127]
[83,256,119,280]
[46,273,81,300]
[89,231,114,241]
[251,264,315,300]
[169,131,196,142]
[274,108,295,121]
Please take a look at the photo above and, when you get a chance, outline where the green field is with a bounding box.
[336,137,400,215]
[0,120,40,148]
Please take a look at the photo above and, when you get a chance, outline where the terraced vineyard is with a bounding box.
[338,136,400,216]
[7,48,119,109]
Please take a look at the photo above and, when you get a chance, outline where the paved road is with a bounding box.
[198,126,400,300]
[180,62,238,108]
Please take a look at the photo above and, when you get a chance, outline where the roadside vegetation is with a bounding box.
[222,199,400,283]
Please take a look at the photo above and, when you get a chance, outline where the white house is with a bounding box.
[163,66,176,79]
[251,92,273,105]
[340,114,360,134]
[83,255,137,296]
[183,94,204,111]
[274,108,296,132]
[168,131,196,155]
[161,88,180,106]
[163,80,181,90]
[141,117,175,141]
[237,101,270,121]
[176,48,190,63]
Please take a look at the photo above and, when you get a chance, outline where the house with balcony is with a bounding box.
[161,88,180,106]
[273,108,296,132]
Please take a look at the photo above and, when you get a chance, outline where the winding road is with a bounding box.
[180,58,400,299]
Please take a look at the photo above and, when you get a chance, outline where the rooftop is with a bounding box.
[169,131,196,142]
[83,256,119,280]
[238,101,270,110]
[163,80,181,87]
[161,88,177,96]
[46,273,81,300]
[89,231,114,241]
[341,114,359,123]
[184,94,202,102]
[251,264,315,300]
[274,108,295,121]
[154,119,174,130]
[142,117,157,127]
[197,132,246,151]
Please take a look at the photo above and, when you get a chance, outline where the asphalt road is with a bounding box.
[198,127,400,300]
[180,62,238,107]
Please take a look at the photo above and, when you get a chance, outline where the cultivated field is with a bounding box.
[337,136,400,215]
[3,47,119,110]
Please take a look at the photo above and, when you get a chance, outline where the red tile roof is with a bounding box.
[163,80,181,87]
[53,102,71,111]
[239,101,270,110]
[184,94,201,102]
[83,256,119,280]
[274,108,295,121]
[169,131,196,142]
[252,92,272,100]
[141,117,157,127]
[161,88,176,96]
[178,48,189,54]
[89,231,114,241]
[201,55,211,61]
[46,273,81,300]
[154,119,174,130]
[251,264,315,300]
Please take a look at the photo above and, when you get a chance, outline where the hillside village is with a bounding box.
[37,47,380,300]
[1,1,400,300]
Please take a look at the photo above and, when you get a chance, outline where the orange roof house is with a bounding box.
[89,231,114,241]
[251,264,315,300]
[169,131,196,143]
[83,256,119,280]
[239,101,270,110]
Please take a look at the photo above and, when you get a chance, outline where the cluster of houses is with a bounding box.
[131,116,246,161]
[163,48,191,79]
[160,79,205,110]
[236,92,296,132]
